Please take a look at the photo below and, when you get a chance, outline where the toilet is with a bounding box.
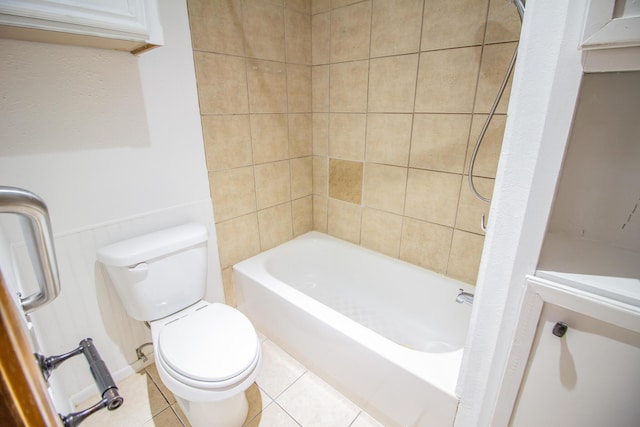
[97,223,261,427]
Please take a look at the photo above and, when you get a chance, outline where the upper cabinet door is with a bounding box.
[581,0,640,72]
[0,0,163,54]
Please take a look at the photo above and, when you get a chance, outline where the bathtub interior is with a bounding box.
[263,232,473,353]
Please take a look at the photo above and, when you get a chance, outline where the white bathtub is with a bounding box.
[233,232,473,426]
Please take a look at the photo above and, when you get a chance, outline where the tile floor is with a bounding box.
[78,333,384,427]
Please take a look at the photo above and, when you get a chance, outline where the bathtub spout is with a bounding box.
[456,289,474,305]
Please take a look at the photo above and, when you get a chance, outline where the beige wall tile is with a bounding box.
[365,113,412,166]
[216,213,261,268]
[415,47,481,113]
[474,42,517,114]
[456,176,494,235]
[194,52,248,114]
[330,60,369,112]
[363,163,407,215]
[360,208,403,257]
[447,230,484,284]
[209,167,256,222]
[329,113,366,160]
[289,113,313,157]
[399,217,452,274]
[188,0,244,56]
[250,114,289,164]
[421,0,488,51]
[371,0,423,57]
[332,0,362,9]
[485,0,522,44]
[291,156,313,198]
[327,199,361,244]
[368,54,418,113]
[312,65,330,112]
[465,114,505,178]
[329,158,363,204]
[293,196,314,235]
[221,267,236,306]
[409,113,471,173]
[258,202,294,250]
[255,160,292,209]
[313,195,328,231]
[247,59,288,113]
[287,64,312,113]
[202,115,252,171]
[330,1,371,62]
[312,12,331,65]
[313,156,328,195]
[313,0,331,14]
[243,0,285,61]
[313,113,329,155]
[286,9,312,65]
[286,0,311,13]
[405,169,462,227]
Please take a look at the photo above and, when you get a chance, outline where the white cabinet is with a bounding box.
[0,0,163,54]
[503,274,640,426]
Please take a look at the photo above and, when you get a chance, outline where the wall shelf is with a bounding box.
[581,0,640,71]
[0,0,163,54]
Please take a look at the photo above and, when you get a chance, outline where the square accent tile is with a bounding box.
[329,158,363,204]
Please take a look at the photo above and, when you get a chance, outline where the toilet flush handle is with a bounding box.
[128,263,148,273]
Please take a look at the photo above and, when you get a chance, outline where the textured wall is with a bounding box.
[0,0,218,408]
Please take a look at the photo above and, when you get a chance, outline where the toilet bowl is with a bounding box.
[97,223,261,427]
[151,301,262,427]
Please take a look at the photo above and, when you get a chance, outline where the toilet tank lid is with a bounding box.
[97,223,208,267]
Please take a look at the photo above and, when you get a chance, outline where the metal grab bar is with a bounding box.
[0,186,61,313]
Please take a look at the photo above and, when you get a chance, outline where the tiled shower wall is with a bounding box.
[188,0,314,304]
[311,0,520,284]
[187,0,520,301]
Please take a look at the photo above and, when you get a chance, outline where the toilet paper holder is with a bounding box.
[35,337,123,427]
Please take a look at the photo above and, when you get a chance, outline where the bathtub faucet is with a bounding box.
[456,289,474,305]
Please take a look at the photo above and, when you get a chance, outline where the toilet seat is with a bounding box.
[157,303,260,389]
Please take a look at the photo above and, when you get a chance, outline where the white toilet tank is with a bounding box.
[97,223,208,322]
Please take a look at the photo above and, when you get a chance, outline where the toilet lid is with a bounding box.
[157,303,258,383]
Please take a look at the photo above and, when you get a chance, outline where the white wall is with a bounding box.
[0,0,222,410]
